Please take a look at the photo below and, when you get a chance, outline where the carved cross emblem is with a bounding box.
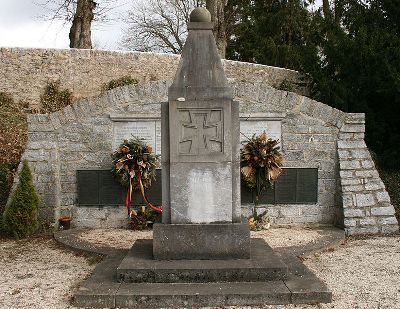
[179,109,223,154]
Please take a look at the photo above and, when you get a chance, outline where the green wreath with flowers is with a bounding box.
[111,138,160,189]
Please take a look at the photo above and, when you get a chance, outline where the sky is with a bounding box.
[0,0,130,50]
[0,1,323,51]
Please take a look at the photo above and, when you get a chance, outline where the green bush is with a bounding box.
[102,76,138,91]
[4,160,39,238]
[40,81,73,113]
[0,162,15,215]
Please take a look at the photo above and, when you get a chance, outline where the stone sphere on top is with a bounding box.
[189,7,211,22]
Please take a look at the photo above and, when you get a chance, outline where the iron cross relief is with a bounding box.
[179,109,223,154]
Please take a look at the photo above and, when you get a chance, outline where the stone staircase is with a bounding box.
[73,238,331,308]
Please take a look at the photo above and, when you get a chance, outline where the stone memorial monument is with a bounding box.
[153,6,249,260]
[73,8,332,308]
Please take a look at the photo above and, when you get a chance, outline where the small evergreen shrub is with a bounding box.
[4,160,39,238]
[0,163,15,215]
[102,76,138,91]
[40,81,73,113]
[278,79,295,92]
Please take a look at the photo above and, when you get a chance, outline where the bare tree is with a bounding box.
[122,0,229,57]
[122,0,205,54]
[38,0,118,48]
[69,0,96,48]
[206,0,228,58]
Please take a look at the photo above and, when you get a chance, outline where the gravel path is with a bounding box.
[1,229,399,309]
[77,227,323,250]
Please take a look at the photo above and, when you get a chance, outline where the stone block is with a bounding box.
[345,226,379,235]
[341,185,364,193]
[353,133,365,139]
[279,207,301,217]
[169,162,234,224]
[338,150,350,158]
[24,149,51,162]
[284,150,304,161]
[351,149,370,159]
[361,160,375,169]
[371,206,395,216]
[381,225,399,234]
[300,205,320,216]
[376,191,391,203]
[343,208,364,218]
[340,160,361,170]
[49,112,62,130]
[341,178,361,186]
[359,218,376,226]
[337,140,366,149]
[377,217,398,225]
[338,133,354,140]
[346,113,365,122]
[152,223,250,260]
[340,124,365,133]
[342,193,355,208]
[355,170,379,178]
[343,218,357,227]
[364,180,385,191]
[355,193,375,207]
[340,170,354,178]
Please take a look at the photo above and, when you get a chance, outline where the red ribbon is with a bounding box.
[125,184,131,215]
[138,171,163,213]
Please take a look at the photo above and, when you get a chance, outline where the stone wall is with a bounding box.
[337,114,398,235]
[0,48,307,109]
[15,80,398,234]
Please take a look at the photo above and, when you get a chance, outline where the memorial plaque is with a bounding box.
[111,114,282,155]
[240,120,282,143]
[112,120,161,155]
[77,168,317,207]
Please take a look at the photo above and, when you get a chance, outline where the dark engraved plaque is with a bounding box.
[296,168,318,203]
[99,170,125,205]
[77,168,317,207]
[275,169,297,204]
[77,170,100,205]
[77,170,163,207]
[256,184,275,204]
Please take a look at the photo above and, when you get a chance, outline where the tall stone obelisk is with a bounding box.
[153,7,250,259]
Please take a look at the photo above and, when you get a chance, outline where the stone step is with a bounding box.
[73,243,332,308]
[74,277,331,308]
[117,239,288,283]
[116,281,292,308]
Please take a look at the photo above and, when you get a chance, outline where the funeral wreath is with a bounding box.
[111,138,162,229]
[240,132,283,230]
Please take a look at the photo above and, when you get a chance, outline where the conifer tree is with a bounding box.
[4,161,39,238]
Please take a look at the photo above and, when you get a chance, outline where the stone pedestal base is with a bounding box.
[152,223,250,260]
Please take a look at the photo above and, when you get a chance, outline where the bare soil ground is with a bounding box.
[1,228,399,309]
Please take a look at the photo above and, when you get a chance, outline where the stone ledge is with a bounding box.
[117,239,287,283]
[153,223,250,260]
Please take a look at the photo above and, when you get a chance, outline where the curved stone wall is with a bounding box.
[11,80,398,235]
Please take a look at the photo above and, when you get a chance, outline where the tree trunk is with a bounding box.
[206,0,227,58]
[322,0,331,20]
[69,0,96,49]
